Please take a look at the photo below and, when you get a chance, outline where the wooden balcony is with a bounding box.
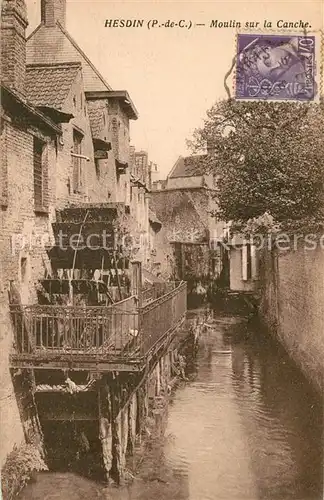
[9,281,187,372]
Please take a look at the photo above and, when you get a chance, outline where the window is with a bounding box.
[33,137,47,210]
[72,129,83,193]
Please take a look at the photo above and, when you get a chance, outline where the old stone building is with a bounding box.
[129,148,150,265]
[0,0,66,467]
[166,154,215,190]
[0,0,149,476]
[0,0,188,494]
[26,0,138,208]
[128,147,165,274]
[150,154,226,286]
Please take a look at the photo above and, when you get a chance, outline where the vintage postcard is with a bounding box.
[1,0,323,499]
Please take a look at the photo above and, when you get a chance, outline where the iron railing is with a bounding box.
[9,281,187,368]
[10,296,138,359]
[140,281,187,356]
[141,281,178,304]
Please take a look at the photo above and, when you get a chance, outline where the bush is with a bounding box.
[1,443,48,500]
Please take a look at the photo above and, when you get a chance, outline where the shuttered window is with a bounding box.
[72,129,83,193]
[33,137,45,209]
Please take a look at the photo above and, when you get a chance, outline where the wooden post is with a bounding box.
[131,260,142,307]
[180,243,185,280]
[155,361,161,396]
[128,393,137,456]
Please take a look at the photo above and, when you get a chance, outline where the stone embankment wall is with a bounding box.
[259,245,324,393]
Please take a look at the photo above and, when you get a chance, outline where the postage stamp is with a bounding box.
[235,34,319,101]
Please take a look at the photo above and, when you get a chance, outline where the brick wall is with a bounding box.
[0,116,57,466]
[1,0,28,96]
[259,245,324,393]
[2,120,56,298]
[41,0,66,27]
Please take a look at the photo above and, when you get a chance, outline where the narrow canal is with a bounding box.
[19,307,323,500]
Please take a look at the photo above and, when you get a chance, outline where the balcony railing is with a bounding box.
[9,281,187,370]
[141,281,177,304]
[140,281,187,357]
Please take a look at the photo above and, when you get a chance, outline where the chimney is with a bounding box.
[41,0,66,27]
[1,0,28,96]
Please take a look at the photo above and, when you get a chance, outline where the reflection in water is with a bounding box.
[19,310,323,500]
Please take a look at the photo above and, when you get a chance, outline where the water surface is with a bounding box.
[19,309,323,500]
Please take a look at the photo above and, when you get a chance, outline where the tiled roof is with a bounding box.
[26,63,80,109]
[1,84,62,134]
[27,23,111,92]
[169,155,208,179]
[87,105,104,138]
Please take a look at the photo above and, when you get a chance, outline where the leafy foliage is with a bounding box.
[1,443,48,500]
[188,99,324,231]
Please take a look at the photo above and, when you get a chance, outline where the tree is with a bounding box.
[188,99,324,233]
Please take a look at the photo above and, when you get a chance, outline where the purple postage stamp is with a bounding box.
[235,34,318,101]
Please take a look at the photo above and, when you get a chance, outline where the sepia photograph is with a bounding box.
[0,0,323,498]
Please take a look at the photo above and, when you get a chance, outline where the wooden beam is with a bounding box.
[10,357,143,372]
[40,416,98,421]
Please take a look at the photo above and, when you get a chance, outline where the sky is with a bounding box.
[26,0,323,177]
